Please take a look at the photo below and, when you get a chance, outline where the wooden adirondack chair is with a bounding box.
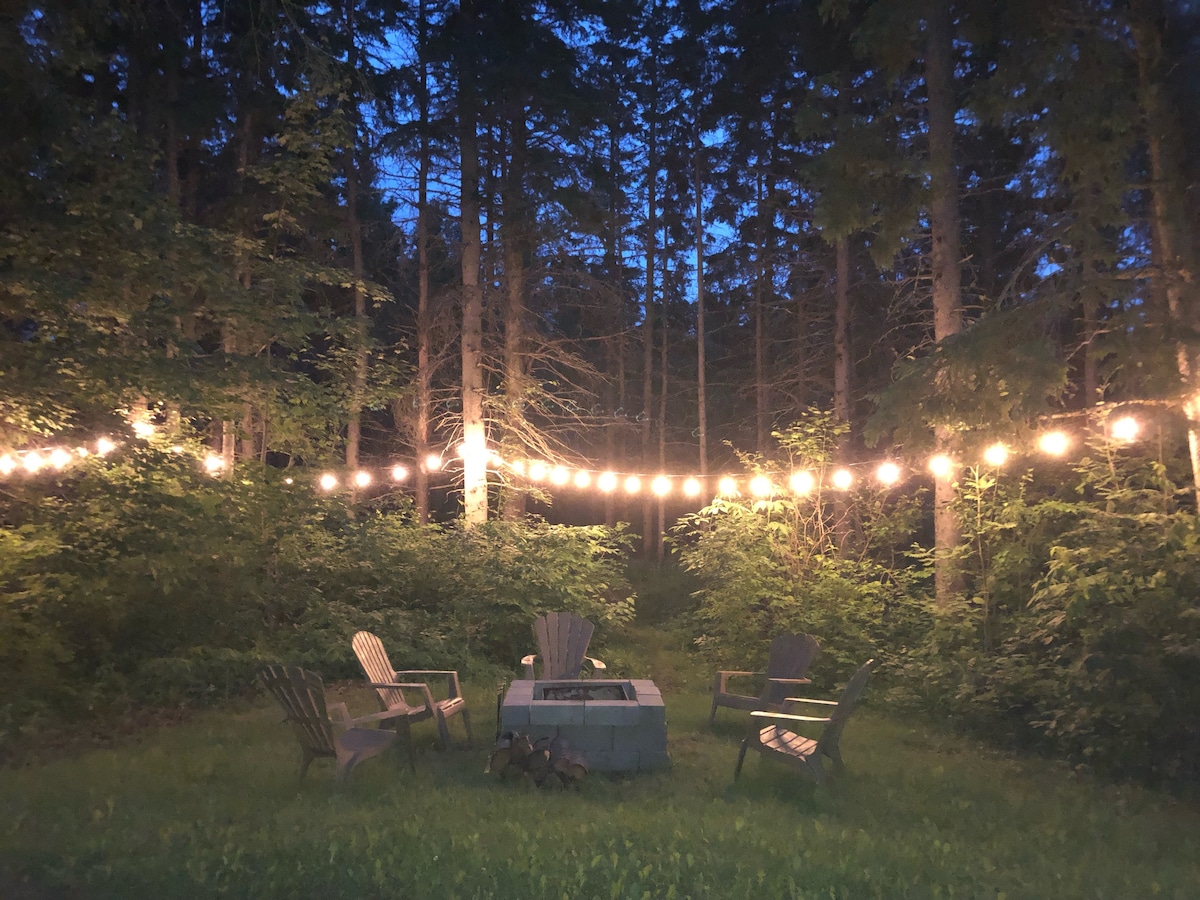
[734,659,877,784]
[258,664,415,783]
[351,631,473,749]
[521,612,607,680]
[709,633,821,726]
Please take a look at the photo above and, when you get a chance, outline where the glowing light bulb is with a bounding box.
[0,455,15,475]
[1038,431,1070,456]
[353,470,372,488]
[131,420,155,438]
[49,448,71,470]
[929,454,954,479]
[749,475,773,497]
[789,470,815,496]
[573,470,592,489]
[651,475,671,497]
[319,473,338,492]
[550,466,570,486]
[598,471,618,492]
[170,445,184,454]
[1111,416,1139,443]
[831,468,853,490]
[623,475,642,494]
[682,477,702,498]
[510,459,527,477]
[983,443,1009,467]
[23,452,43,473]
[284,477,294,485]
[424,454,443,472]
[528,461,547,481]
[717,476,739,497]
[96,438,116,456]
[75,447,89,457]
[391,465,408,481]
[203,455,223,474]
[876,461,901,485]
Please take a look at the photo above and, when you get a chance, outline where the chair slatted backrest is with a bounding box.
[811,659,876,758]
[258,664,336,757]
[760,633,821,707]
[352,631,415,713]
[535,612,595,680]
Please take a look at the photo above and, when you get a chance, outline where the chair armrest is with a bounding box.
[782,696,838,706]
[395,670,464,699]
[344,707,417,727]
[585,656,606,673]
[521,654,538,680]
[750,710,833,724]
[329,702,352,723]
[713,670,763,693]
[767,677,812,685]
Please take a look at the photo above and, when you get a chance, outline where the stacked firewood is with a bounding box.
[486,731,588,787]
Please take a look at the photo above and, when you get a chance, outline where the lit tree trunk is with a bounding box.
[754,169,768,453]
[926,0,964,606]
[459,1,487,525]
[345,156,367,469]
[413,0,433,523]
[833,234,851,426]
[695,148,708,476]
[605,129,623,529]
[502,113,529,521]
[1131,0,1200,509]
[642,71,658,558]
[657,251,669,562]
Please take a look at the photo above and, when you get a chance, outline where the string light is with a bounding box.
[23,452,43,474]
[718,476,739,497]
[1111,416,1140,443]
[510,459,526,476]
[284,476,294,485]
[682,477,701,497]
[96,438,116,456]
[49,448,72,470]
[651,475,671,497]
[353,471,371,488]
[550,466,570,486]
[1038,431,1070,456]
[319,473,338,491]
[424,454,443,472]
[789,470,815,495]
[573,470,592,489]
[528,461,547,482]
[831,468,853,490]
[598,471,618,492]
[929,454,954,479]
[983,443,1009,467]
[876,461,901,486]
[131,420,155,438]
[623,475,641,494]
[0,455,14,475]
[391,465,408,482]
[749,474,773,497]
[204,455,223,474]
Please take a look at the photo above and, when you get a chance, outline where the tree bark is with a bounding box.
[459,0,488,525]
[926,0,964,606]
[695,148,708,476]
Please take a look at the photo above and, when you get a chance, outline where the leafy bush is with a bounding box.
[0,443,635,739]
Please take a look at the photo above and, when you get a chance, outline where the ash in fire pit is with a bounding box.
[538,683,630,702]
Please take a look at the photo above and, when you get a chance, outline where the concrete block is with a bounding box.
[583,701,640,726]
[529,701,585,726]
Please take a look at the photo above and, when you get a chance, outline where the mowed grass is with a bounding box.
[3,657,1199,897]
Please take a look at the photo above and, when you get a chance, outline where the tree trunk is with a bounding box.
[926,0,964,606]
[1131,0,1200,509]
[502,112,529,521]
[754,169,768,453]
[459,0,487,525]
[412,0,433,523]
[833,235,851,426]
[695,148,708,476]
[642,69,658,558]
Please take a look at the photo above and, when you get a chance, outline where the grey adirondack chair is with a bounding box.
[709,633,821,726]
[351,631,473,748]
[734,658,877,784]
[521,612,607,680]
[258,664,415,783]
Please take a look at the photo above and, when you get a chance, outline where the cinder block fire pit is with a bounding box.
[500,679,669,772]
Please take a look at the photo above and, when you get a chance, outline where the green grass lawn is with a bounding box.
[3,643,1199,899]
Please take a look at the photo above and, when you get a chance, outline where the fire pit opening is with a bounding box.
[536,683,631,702]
